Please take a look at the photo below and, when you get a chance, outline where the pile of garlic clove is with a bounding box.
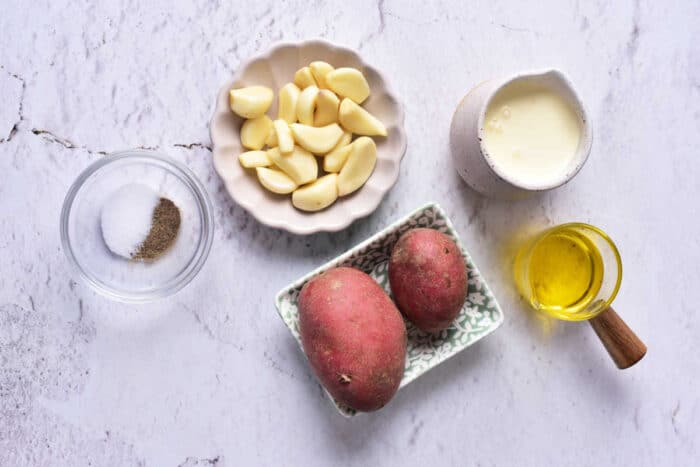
[230,61,387,212]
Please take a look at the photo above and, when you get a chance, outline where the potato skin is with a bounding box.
[298,267,407,412]
[389,228,467,333]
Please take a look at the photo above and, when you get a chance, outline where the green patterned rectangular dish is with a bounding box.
[274,202,504,416]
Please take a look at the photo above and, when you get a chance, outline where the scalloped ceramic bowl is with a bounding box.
[210,40,406,235]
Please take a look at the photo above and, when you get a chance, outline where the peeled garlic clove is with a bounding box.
[239,150,271,168]
[326,68,370,104]
[273,119,294,154]
[321,130,352,172]
[229,86,274,119]
[265,125,278,147]
[241,115,273,150]
[337,136,377,196]
[331,131,352,151]
[294,67,317,89]
[296,85,319,126]
[267,146,318,185]
[314,89,340,126]
[338,98,387,136]
[278,83,300,123]
[309,61,335,89]
[290,123,344,154]
[323,143,353,173]
[292,174,338,212]
[256,167,298,194]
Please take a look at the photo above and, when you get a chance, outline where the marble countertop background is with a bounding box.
[1,0,698,465]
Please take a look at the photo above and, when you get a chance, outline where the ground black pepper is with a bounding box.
[133,197,181,261]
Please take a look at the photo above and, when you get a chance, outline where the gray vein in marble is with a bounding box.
[580,16,590,31]
[672,401,680,435]
[30,128,108,155]
[600,0,644,130]
[30,127,211,156]
[178,456,222,467]
[492,22,540,36]
[358,0,386,50]
[217,56,234,74]
[253,4,273,23]
[0,67,26,144]
[44,264,51,288]
[76,299,84,324]
[180,302,217,341]
[407,419,424,446]
[626,0,642,60]
[382,10,438,27]
[178,302,242,349]
[262,350,297,380]
[174,142,212,152]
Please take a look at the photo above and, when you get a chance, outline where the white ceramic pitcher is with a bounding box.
[450,69,593,199]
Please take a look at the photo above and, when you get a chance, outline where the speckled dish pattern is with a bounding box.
[210,39,407,235]
[275,203,504,416]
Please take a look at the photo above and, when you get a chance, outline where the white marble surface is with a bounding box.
[1,0,698,465]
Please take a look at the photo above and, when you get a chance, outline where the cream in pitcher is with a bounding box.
[450,69,592,199]
[482,80,583,187]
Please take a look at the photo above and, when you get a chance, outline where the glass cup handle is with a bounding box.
[589,306,647,369]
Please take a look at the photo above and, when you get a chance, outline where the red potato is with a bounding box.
[298,267,407,412]
[389,228,468,333]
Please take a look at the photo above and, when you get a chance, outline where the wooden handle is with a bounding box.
[588,307,646,369]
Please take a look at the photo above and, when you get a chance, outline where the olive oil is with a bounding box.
[515,226,604,320]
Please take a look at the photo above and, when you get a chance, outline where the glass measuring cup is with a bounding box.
[514,223,622,321]
[513,223,645,368]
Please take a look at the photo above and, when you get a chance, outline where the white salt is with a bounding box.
[100,183,160,259]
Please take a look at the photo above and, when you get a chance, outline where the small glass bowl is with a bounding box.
[60,150,214,302]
